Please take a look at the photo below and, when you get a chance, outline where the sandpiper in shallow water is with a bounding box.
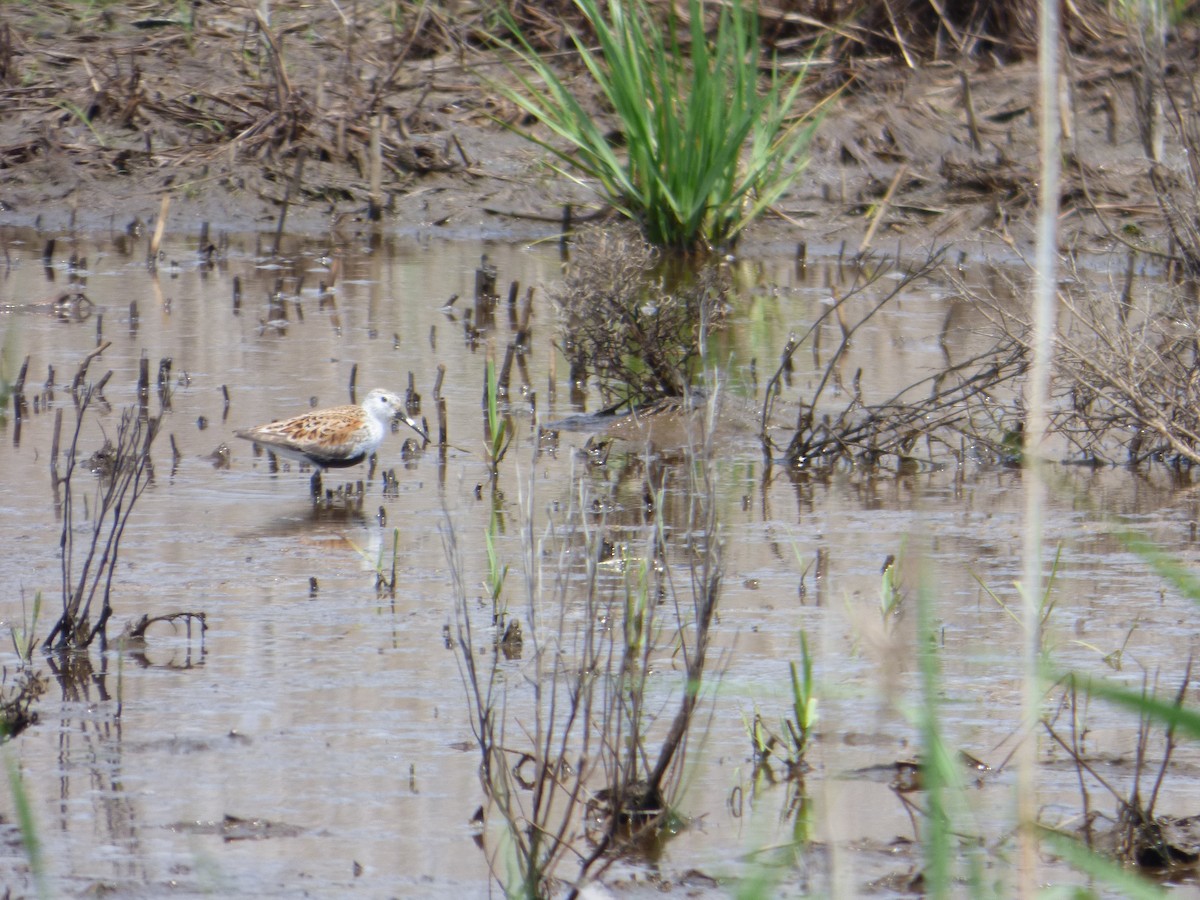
[235,389,426,488]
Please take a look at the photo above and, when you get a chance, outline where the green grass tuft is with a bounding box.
[493,0,817,252]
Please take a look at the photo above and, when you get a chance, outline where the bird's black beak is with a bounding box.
[397,411,429,443]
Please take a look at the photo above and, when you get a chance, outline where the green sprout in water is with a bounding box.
[880,553,902,619]
[484,359,512,478]
[745,630,817,778]
[485,504,508,624]
[9,591,41,665]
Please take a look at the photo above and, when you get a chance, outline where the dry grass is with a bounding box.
[449,397,723,897]
[761,249,1026,472]
[965,259,1200,467]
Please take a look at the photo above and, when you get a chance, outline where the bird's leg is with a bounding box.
[310,469,323,499]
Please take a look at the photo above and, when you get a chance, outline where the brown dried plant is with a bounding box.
[762,248,1026,471]
[552,229,728,409]
[46,370,162,652]
[449,408,722,898]
[969,260,1200,467]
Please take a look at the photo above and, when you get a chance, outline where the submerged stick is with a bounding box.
[405,371,420,416]
[433,363,446,400]
[497,343,515,398]
[515,286,535,349]
[157,357,172,410]
[13,354,28,397]
[474,255,497,330]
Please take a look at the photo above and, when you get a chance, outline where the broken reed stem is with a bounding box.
[157,357,172,410]
[369,113,383,222]
[516,287,535,348]
[1103,90,1118,146]
[72,341,111,393]
[498,343,516,397]
[137,357,150,404]
[959,69,983,151]
[472,256,499,336]
[1120,251,1136,323]
[49,407,63,484]
[451,132,471,167]
[253,10,293,106]
[14,355,29,396]
[560,203,572,246]
[505,280,520,330]
[272,147,308,257]
[858,164,907,256]
[148,194,170,265]
[405,371,421,417]
[433,363,446,400]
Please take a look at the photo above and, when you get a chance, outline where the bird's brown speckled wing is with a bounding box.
[236,404,367,459]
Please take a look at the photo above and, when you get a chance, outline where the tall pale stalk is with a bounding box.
[1019,0,1062,892]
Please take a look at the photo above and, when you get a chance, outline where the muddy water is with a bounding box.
[0,227,1197,897]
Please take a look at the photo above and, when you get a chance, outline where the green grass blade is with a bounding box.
[1039,828,1165,898]
[1074,672,1200,738]
[5,746,47,898]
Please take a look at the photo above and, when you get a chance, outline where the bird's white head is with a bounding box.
[363,388,428,442]
[363,389,402,421]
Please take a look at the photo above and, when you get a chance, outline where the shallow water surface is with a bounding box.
[0,227,1197,897]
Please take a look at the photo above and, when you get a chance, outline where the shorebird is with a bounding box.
[236,389,426,492]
